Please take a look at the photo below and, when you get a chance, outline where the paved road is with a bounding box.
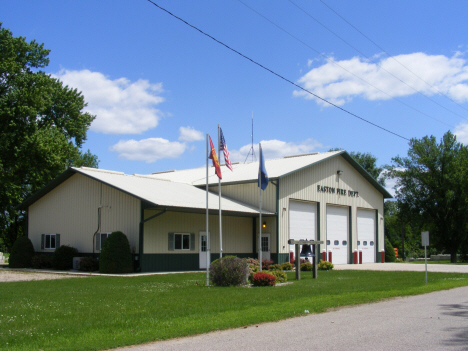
[115,285,468,351]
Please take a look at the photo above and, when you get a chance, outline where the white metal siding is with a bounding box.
[357,209,376,263]
[143,211,253,254]
[28,174,140,254]
[278,155,384,256]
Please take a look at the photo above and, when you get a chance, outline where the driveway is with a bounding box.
[334,262,468,273]
[114,284,468,351]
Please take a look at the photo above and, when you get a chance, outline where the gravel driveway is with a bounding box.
[0,269,84,282]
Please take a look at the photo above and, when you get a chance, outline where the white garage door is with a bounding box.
[289,200,317,241]
[326,205,348,265]
[357,209,376,263]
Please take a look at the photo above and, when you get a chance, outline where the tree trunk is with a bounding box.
[450,250,458,263]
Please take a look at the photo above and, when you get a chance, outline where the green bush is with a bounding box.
[52,245,78,270]
[79,256,99,272]
[300,262,313,271]
[251,272,276,286]
[281,262,293,271]
[395,258,404,263]
[31,255,52,269]
[269,264,282,271]
[9,236,35,268]
[268,269,287,283]
[209,256,249,286]
[318,260,334,270]
[384,237,396,262]
[261,259,274,270]
[99,231,133,274]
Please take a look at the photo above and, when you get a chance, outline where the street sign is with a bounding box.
[422,231,429,246]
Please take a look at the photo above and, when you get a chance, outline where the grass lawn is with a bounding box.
[1,270,468,351]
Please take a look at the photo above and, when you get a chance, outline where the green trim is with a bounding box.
[349,207,353,264]
[375,209,381,263]
[275,179,280,262]
[272,253,289,265]
[252,217,257,255]
[317,202,321,256]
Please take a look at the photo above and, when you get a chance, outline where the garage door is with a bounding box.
[326,205,348,265]
[289,200,317,241]
[357,209,376,263]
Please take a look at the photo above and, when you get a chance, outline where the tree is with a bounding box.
[388,131,468,262]
[329,148,385,186]
[0,24,98,250]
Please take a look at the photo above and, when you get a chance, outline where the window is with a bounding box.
[327,240,331,245]
[363,241,368,246]
[357,241,361,246]
[175,233,190,250]
[41,234,59,250]
[334,240,339,246]
[168,233,195,251]
[342,240,347,246]
[96,232,111,251]
[370,241,374,246]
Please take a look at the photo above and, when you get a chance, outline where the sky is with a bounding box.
[3,0,468,196]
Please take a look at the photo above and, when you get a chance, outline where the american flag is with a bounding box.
[219,128,233,171]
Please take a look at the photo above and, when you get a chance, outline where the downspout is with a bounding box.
[138,207,167,272]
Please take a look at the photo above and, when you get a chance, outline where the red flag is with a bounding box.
[208,135,222,179]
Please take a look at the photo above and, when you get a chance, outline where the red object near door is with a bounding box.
[381,251,385,263]
[359,251,363,264]
[322,251,327,262]
[328,251,332,263]
[289,251,294,264]
[353,251,358,264]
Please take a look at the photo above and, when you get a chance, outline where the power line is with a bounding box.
[317,0,468,120]
[145,0,410,141]
[238,0,453,128]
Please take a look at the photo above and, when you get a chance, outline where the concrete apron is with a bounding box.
[333,262,468,273]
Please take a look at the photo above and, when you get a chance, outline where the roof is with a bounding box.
[18,167,275,216]
[150,151,393,198]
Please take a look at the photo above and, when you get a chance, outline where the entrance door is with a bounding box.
[326,205,349,265]
[199,233,207,269]
[357,209,376,263]
[261,233,271,261]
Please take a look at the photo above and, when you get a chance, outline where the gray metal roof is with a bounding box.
[18,167,275,215]
[149,151,393,198]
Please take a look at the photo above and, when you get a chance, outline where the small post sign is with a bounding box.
[422,231,429,285]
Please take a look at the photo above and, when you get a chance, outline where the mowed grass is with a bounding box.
[408,260,468,265]
[1,270,468,351]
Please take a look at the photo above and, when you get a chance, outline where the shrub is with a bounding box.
[318,260,333,270]
[9,236,35,268]
[52,245,79,270]
[395,258,404,263]
[79,257,99,272]
[269,264,282,271]
[252,272,276,286]
[31,255,52,269]
[209,256,249,286]
[300,262,313,271]
[99,231,133,273]
[268,269,287,283]
[261,259,274,270]
[281,262,293,271]
[384,237,396,262]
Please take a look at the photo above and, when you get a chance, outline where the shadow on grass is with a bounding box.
[440,302,468,350]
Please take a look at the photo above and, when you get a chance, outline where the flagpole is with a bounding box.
[206,134,210,286]
[218,124,222,259]
[259,143,263,272]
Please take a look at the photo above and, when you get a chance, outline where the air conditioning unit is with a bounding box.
[73,257,84,270]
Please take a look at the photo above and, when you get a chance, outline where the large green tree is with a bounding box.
[0,24,98,250]
[388,131,468,262]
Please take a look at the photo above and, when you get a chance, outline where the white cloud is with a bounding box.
[454,122,468,144]
[179,126,204,142]
[229,139,323,162]
[54,69,165,134]
[294,52,468,106]
[109,138,186,163]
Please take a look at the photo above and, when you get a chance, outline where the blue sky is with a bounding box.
[3,0,468,195]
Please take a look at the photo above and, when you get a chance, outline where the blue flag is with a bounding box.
[258,143,268,190]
